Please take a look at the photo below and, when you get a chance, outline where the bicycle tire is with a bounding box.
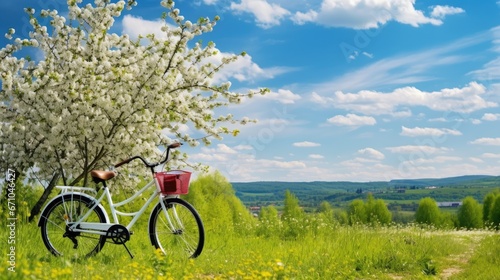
[39,193,107,258]
[148,198,205,258]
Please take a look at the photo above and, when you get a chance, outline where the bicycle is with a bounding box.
[37,142,204,259]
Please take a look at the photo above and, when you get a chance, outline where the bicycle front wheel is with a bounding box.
[149,198,205,258]
[39,193,107,258]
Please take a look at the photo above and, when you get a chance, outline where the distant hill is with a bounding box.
[231,175,500,208]
[388,175,498,187]
[233,175,499,192]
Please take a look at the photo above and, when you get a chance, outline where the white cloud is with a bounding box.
[203,0,218,4]
[309,154,324,159]
[482,113,500,121]
[230,0,290,29]
[430,5,465,19]
[257,159,306,168]
[357,148,385,160]
[122,16,292,84]
[229,0,464,30]
[468,26,500,81]
[313,82,496,115]
[310,92,323,104]
[482,153,500,159]
[400,126,462,137]
[234,144,253,150]
[193,144,238,161]
[314,29,492,92]
[339,158,368,168]
[398,155,462,166]
[434,156,463,163]
[293,141,321,147]
[428,117,448,122]
[291,10,318,25]
[122,15,171,40]
[470,137,500,146]
[190,144,307,181]
[432,156,462,163]
[210,52,291,83]
[469,157,484,163]
[468,57,500,81]
[257,89,301,104]
[216,144,238,154]
[386,145,451,154]
[327,114,376,126]
[297,0,444,29]
[162,124,190,138]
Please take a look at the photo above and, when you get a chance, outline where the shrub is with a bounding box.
[490,195,500,230]
[457,196,482,230]
[281,190,304,239]
[348,199,367,225]
[415,197,441,227]
[186,171,256,234]
[348,194,391,226]
[366,194,392,225]
[257,205,280,237]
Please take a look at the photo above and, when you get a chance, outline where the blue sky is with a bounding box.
[1,0,500,182]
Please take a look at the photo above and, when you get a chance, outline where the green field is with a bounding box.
[1,173,499,279]
[2,215,500,279]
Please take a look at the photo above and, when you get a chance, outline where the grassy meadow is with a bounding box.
[1,214,499,279]
[1,172,500,279]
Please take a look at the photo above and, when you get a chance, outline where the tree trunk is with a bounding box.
[28,172,60,223]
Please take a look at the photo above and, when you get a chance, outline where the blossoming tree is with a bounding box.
[0,0,266,220]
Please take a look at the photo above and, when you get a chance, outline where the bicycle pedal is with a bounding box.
[129,231,134,235]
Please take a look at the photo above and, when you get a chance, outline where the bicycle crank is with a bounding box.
[106,225,134,258]
[63,224,81,249]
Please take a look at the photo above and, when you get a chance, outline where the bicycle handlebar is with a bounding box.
[115,158,133,168]
[114,142,182,169]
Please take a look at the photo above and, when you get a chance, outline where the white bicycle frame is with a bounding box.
[57,177,178,236]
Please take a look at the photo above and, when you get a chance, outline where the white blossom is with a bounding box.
[0,0,264,188]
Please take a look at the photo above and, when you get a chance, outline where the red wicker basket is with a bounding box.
[155,170,191,194]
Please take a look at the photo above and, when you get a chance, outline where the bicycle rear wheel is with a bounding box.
[149,198,204,258]
[39,193,107,258]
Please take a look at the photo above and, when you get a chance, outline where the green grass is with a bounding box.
[1,174,498,280]
[0,218,496,280]
[453,234,500,279]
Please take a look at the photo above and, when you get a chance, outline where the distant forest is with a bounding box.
[232,175,500,211]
